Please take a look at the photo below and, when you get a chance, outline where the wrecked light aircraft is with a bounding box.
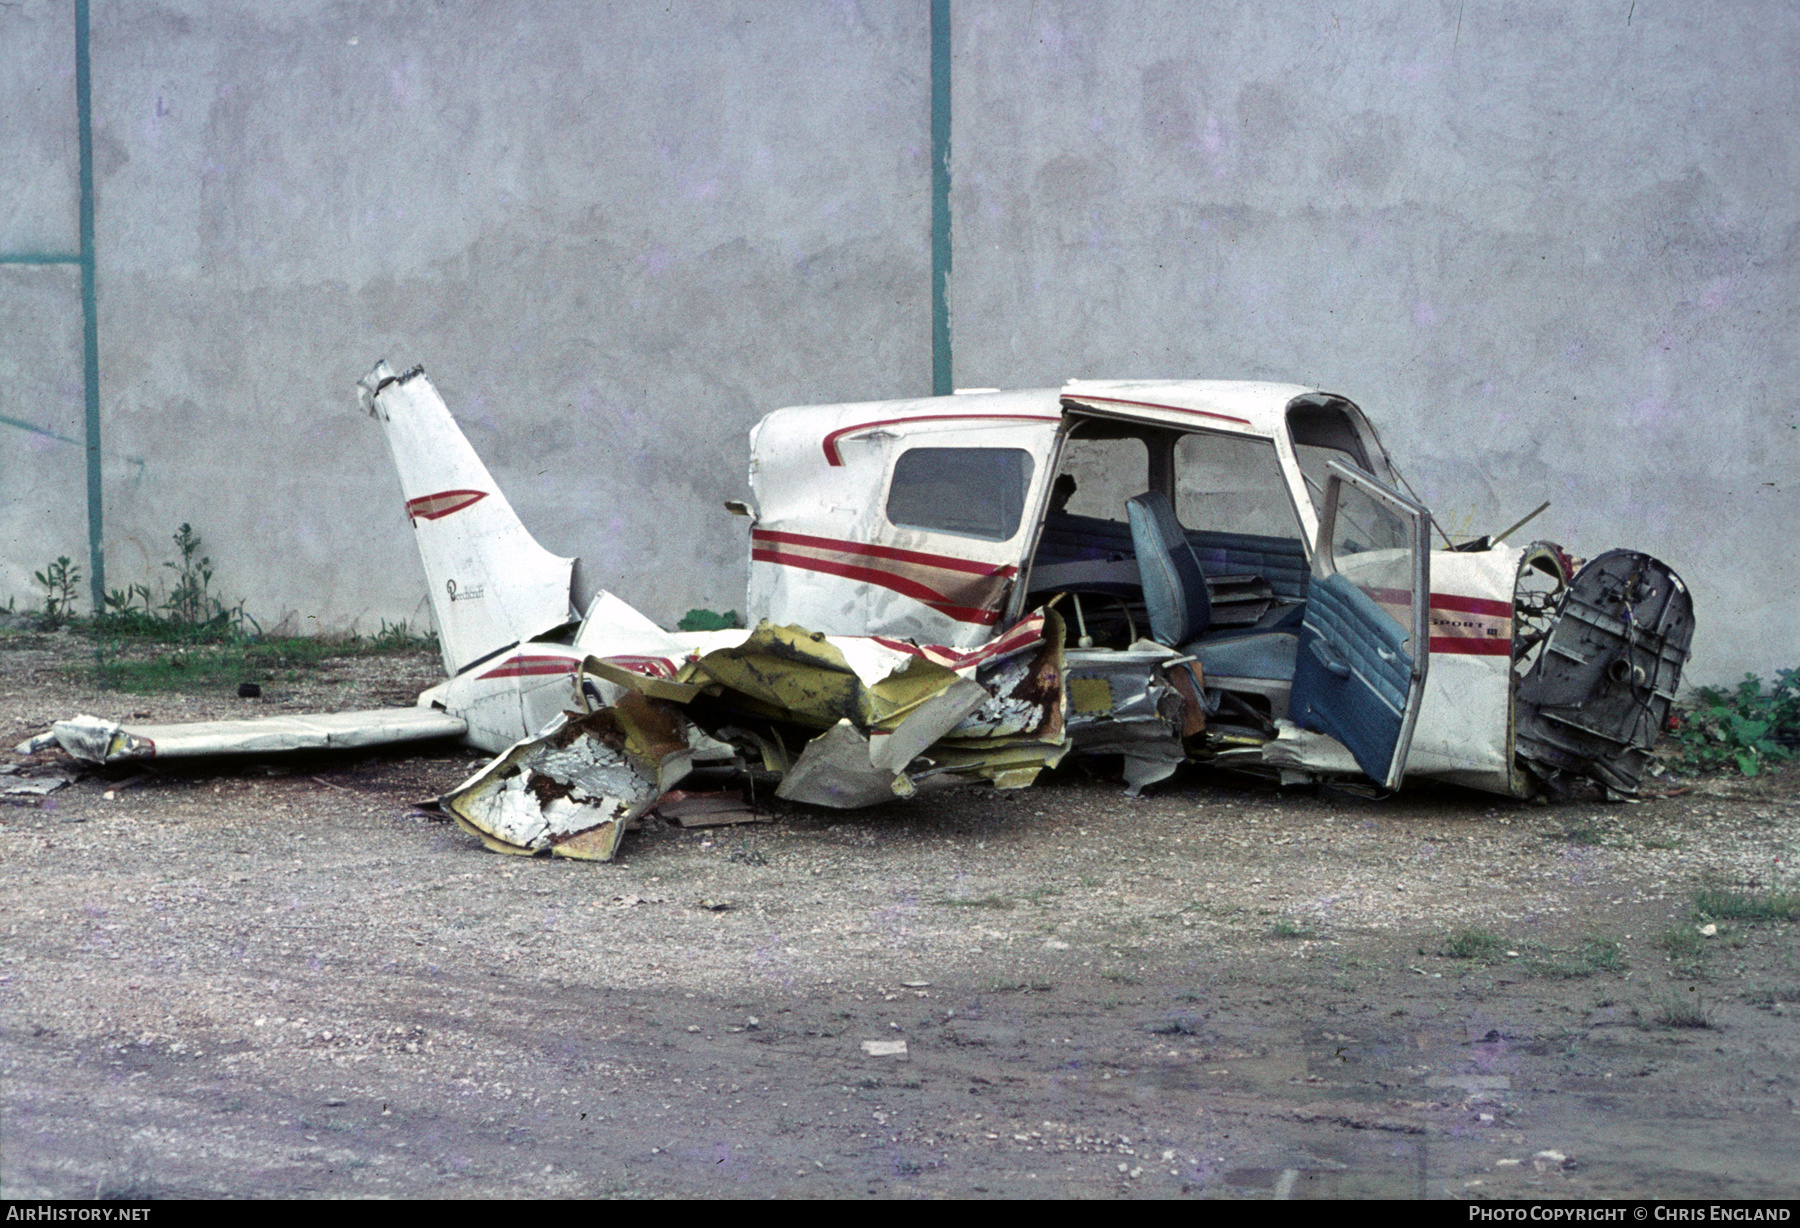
[37,364,1694,861]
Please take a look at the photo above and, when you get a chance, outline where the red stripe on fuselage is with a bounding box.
[751,547,1003,625]
[477,653,578,680]
[751,529,1016,579]
[820,414,1061,466]
[1062,395,1254,428]
[1430,638,1512,656]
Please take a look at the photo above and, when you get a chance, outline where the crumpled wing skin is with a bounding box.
[439,696,693,862]
[581,610,1071,810]
[48,709,468,764]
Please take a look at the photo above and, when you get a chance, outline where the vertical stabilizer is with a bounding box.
[359,361,576,675]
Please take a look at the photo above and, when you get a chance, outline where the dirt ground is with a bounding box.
[1,629,1796,1200]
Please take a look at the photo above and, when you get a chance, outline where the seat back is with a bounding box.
[1127,491,1211,645]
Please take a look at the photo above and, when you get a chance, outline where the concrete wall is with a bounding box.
[952,1,1800,688]
[3,1,1795,686]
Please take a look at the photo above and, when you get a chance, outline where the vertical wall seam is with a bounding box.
[75,0,104,609]
[929,0,952,397]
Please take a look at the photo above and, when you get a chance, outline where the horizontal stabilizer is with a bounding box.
[48,709,468,765]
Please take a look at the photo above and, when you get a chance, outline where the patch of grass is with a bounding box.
[1101,968,1140,986]
[1657,926,1706,971]
[1579,935,1627,972]
[1560,821,1606,846]
[1657,925,1705,956]
[1648,990,1711,1029]
[1269,917,1318,939]
[1521,934,1629,978]
[1440,927,1508,961]
[1693,885,1800,923]
[30,522,440,692]
[932,894,1011,910]
[1023,885,1063,906]
[77,618,440,693]
[1742,985,1800,1006]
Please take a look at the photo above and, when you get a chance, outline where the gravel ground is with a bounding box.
[2,630,1797,1200]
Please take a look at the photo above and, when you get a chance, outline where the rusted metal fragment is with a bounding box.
[656,790,766,827]
[440,696,692,861]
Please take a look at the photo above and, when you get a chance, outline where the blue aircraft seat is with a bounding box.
[1126,492,1212,646]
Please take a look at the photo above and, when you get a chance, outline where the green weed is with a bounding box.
[1523,935,1626,979]
[1741,985,1800,1005]
[1692,885,1800,923]
[1269,917,1318,939]
[1657,926,1706,962]
[1440,928,1507,960]
[677,608,742,632]
[1579,935,1627,972]
[35,556,81,622]
[1561,821,1605,846]
[1664,670,1800,777]
[932,894,1011,910]
[1648,989,1711,1029]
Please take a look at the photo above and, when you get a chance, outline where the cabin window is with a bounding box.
[887,447,1036,541]
[1288,401,1395,500]
[1049,435,1149,523]
[1174,432,1304,539]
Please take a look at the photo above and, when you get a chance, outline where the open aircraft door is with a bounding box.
[1289,459,1432,790]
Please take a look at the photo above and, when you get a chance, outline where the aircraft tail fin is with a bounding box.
[358,361,576,676]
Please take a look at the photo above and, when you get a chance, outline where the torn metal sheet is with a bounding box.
[2,773,75,797]
[440,696,692,861]
[655,790,766,827]
[777,719,910,808]
[48,709,468,765]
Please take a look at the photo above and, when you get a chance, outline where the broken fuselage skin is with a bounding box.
[741,379,1692,800]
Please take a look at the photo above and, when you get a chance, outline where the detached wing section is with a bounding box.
[46,709,468,765]
[358,361,577,675]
